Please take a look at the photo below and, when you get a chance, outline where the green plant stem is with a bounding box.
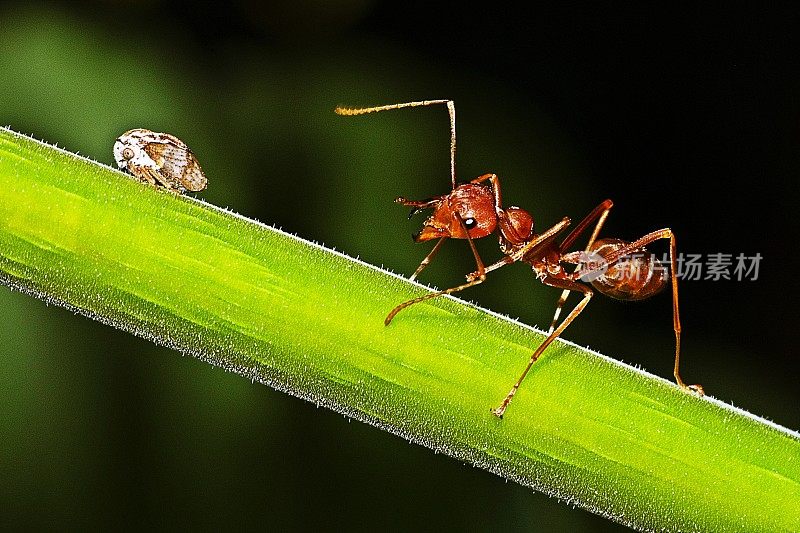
[0,127,798,532]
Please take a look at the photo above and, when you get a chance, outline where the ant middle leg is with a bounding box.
[548,199,614,333]
[492,278,593,418]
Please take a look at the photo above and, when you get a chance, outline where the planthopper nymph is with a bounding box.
[113,129,207,193]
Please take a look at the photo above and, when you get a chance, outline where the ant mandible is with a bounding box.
[335,100,704,418]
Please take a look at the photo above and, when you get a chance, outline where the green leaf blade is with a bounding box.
[1,127,798,532]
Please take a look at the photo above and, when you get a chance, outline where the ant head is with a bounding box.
[413,183,498,242]
[499,207,535,245]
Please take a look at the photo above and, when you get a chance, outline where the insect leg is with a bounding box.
[385,212,485,325]
[509,217,572,262]
[575,228,703,396]
[393,196,448,279]
[559,199,614,252]
[464,217,571,283]
[128,164,158,186]
[548,200,614,333]
[492,278,593,418]
[131,164,178,192]
[466,255,515,282]
[410,237,447,281]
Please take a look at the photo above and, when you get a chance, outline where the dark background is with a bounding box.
[1,2,798,531]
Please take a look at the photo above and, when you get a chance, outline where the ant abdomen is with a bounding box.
[588,238,668,301]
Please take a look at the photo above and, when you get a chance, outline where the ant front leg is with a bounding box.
[395,196,447,280]
[385,213,487,325]
[409,237,447,281]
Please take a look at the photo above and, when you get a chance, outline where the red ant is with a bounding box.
[335,100,704,418]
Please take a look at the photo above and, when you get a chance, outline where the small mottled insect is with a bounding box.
[113,129,207,193]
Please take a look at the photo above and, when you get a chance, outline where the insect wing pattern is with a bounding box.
[143,134,207,192]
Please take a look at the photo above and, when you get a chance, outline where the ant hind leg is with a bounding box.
[576,228,704,396]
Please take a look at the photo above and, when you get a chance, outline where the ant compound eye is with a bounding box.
[463,217,477,228]
[122,147,135,160]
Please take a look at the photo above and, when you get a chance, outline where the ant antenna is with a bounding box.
[335,100,457,189]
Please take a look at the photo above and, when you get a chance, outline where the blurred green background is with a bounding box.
[1,2,797,530]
